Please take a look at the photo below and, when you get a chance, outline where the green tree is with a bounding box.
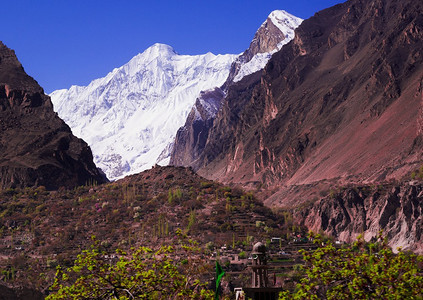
[47,237,214,299]
[280,233,423,299]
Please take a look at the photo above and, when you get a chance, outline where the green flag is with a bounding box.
[215,260,225,300]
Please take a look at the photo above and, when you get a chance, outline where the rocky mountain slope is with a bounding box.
[51,44,237,180]
[0,42,106,190]
[178,0,422,205]
[170,10,302,167]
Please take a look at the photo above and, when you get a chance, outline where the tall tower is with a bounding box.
[243,242,282,300]
[251,242,269,288]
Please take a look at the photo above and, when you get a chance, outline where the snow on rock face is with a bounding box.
[50,43,237,180]
[233,52,273,83]
[268,10,303,41]
[233,10,303,82]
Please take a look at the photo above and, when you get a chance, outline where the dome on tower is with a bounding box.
[252,242,266,255]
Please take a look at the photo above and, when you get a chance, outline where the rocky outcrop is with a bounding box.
[246,15,289,60]
[0,41,107,189]
[295,182,423,254]
[185,0,423,205]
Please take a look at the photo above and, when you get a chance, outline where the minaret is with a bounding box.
[243,242,282,300]
[251,242,269,288]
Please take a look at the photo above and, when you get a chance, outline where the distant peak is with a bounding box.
[266,10,303,34]
[268,9,294,19]
[149,43,175,51]
[143,43,177,56]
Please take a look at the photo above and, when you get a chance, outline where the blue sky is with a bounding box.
[1,0,345,93]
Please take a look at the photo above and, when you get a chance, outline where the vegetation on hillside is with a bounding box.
[1,166,422,298]
[411,165,423,180]
[0,166,296,294]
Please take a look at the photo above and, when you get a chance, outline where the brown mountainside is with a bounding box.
[0,41,107,189]
[178,0,423,207]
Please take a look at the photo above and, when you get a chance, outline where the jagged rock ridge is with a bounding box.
[170,88,226,166]
[0,41,106,190]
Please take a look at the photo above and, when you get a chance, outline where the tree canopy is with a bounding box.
[47,233,214,300]
[280,233,423,299]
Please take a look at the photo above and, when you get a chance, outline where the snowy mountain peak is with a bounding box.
[123,43,178,75]
[231,10,303,83]
[266,10,303,38]
[170,10,303,167]
[51,45,236,180]
[141,43,177,58]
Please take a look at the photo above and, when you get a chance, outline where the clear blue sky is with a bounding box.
[1,0,345,93]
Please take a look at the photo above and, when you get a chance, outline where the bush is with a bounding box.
[411,165,423,180]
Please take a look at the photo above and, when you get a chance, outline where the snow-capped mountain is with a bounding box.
[51,10,302,181]
[51,43,236,180]
[231,10,303,83]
